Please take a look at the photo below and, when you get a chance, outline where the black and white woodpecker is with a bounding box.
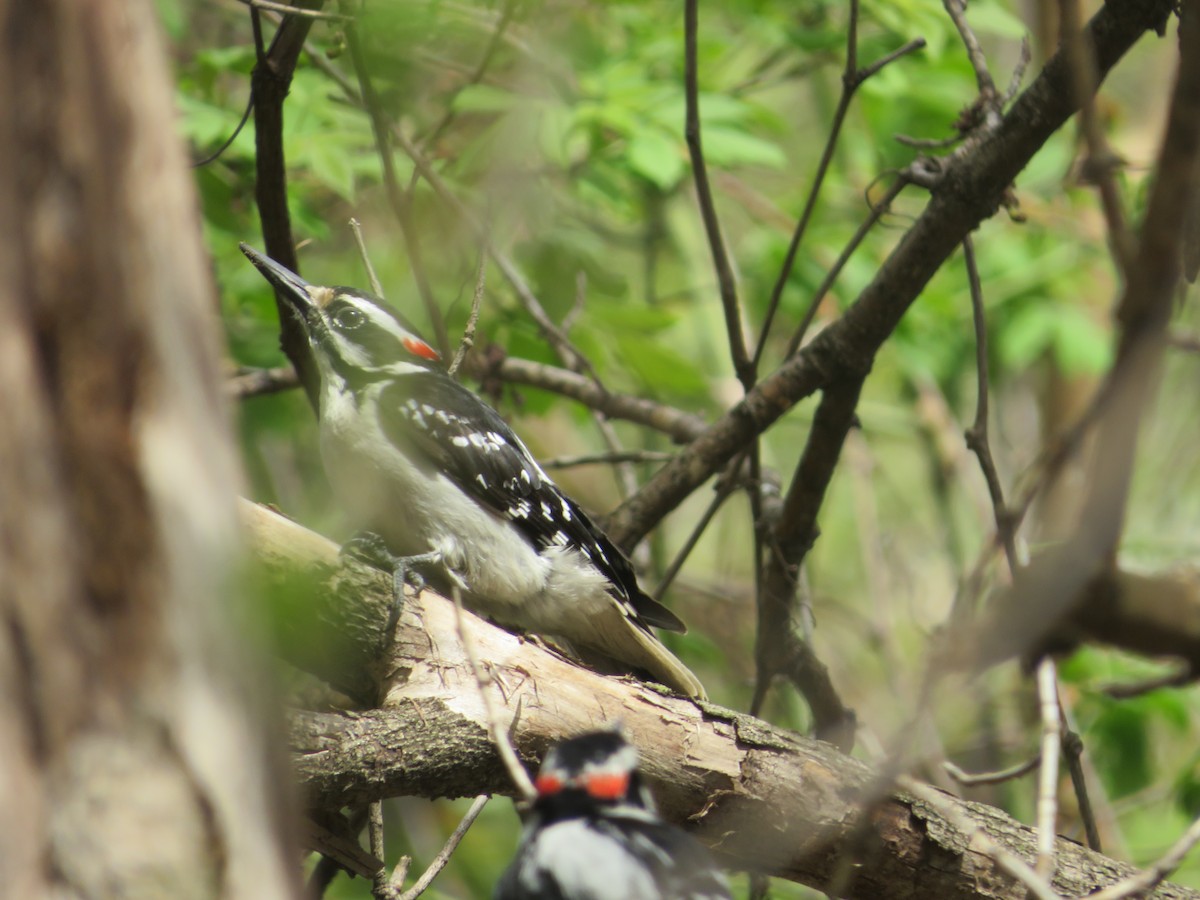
[495,730,731,900]
[241,245,705,698]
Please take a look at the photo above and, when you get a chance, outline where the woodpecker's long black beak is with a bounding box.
[239,243,319,321]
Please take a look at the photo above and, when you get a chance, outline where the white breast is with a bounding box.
[318,382,573,624]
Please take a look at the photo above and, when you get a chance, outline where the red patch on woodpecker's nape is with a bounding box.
[535,774,564,796]
[404,336,441,361]
[581,772,629,801]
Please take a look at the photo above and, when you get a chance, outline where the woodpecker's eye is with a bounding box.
[333,307,365,330]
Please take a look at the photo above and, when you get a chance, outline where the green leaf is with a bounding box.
[627,128,685,189]
[998,303,1056,369]
[700,126,786,169]
[619,335,709,399]
[451,84,520,114]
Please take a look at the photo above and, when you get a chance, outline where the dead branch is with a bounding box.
[244,502,1199,900]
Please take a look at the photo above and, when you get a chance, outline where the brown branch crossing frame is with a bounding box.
[247,502,1200,900]
[604,0,1176,550]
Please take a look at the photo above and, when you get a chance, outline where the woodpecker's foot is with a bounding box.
[340,534,440,634]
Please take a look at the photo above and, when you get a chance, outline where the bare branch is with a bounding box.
[683,0,751,388]
[542,450,674,470]
[1035,659,1061,880]
[349,218,385,297]
[1060,0,1137,273]
[247,503,1200,898]
[397,796,489,900]
[448,249,486,378]
[345,24,450,356]
[961,234,1018,570]
[607,0,1175,548]
[237,0,350,19]
[228,365,300,398]
[756,11,923,368]
[451,583,537,801]
[1087,813,1200,900]
[944,755,1040,787]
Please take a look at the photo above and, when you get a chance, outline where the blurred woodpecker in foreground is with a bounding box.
[495,731,731,900]
[240,245,705,698]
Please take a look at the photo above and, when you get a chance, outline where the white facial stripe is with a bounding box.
[358,297,416,343]
[320,292,428,370]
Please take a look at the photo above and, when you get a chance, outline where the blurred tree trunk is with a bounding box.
[0,2,301,898]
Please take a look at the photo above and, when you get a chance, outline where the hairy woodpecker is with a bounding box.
[495,730,731,900]
[241,245,705,698]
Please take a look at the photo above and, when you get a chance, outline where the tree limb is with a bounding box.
[605,0,1175,549]
[244,502,1200,899]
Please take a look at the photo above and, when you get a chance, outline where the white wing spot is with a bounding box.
[452,436,470,447]
[560,499,571,521]
[541,501,554,521]
[476,473,489,489]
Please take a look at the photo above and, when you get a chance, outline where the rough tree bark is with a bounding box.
[245,503,1200,900]
[0,3,300,897]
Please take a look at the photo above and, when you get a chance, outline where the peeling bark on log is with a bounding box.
[245,502,1200,900]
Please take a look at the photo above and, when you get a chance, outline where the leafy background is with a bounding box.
[165,0,1200,895]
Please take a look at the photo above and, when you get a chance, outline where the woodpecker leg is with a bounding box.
[339,533,464,635]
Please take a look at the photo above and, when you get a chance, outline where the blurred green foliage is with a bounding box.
[169,0,1200,895]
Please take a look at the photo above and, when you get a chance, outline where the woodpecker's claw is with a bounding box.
[339,534,468,638]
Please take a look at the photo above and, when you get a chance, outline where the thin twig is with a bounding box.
[397,796,490,900]
[1168,330,1200,353]
[345,24,451,355]
[942,0,997,102]
[683,0,752,389]
[961,235,1018,571]
[227,365,300,397]
[784,176,907,357]
[300,37,618,388]
[485,356,707,444]
[1058,710,1102,851]
[1086,813,1200,900]
[448,248,486,378]
[541,450,674,469]
[1103,664,1194,698]
[590,413,639,502]
[236,0,351,19]
[894,132,963,150]
[754,21,924,369]
[191,89,255,168]
[1035,658,1061,881]
[1003,37,1032,106]
[368,801,394,900]
[450,584,537,800]
[944,754,1040,786]
[350,218,385,297]
[952,378,1113,620]
[412,0,519,177]
[1060,0,1136,273]
[653,473,743,601]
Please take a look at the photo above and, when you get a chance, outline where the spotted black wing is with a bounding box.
[375,373,684,632]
